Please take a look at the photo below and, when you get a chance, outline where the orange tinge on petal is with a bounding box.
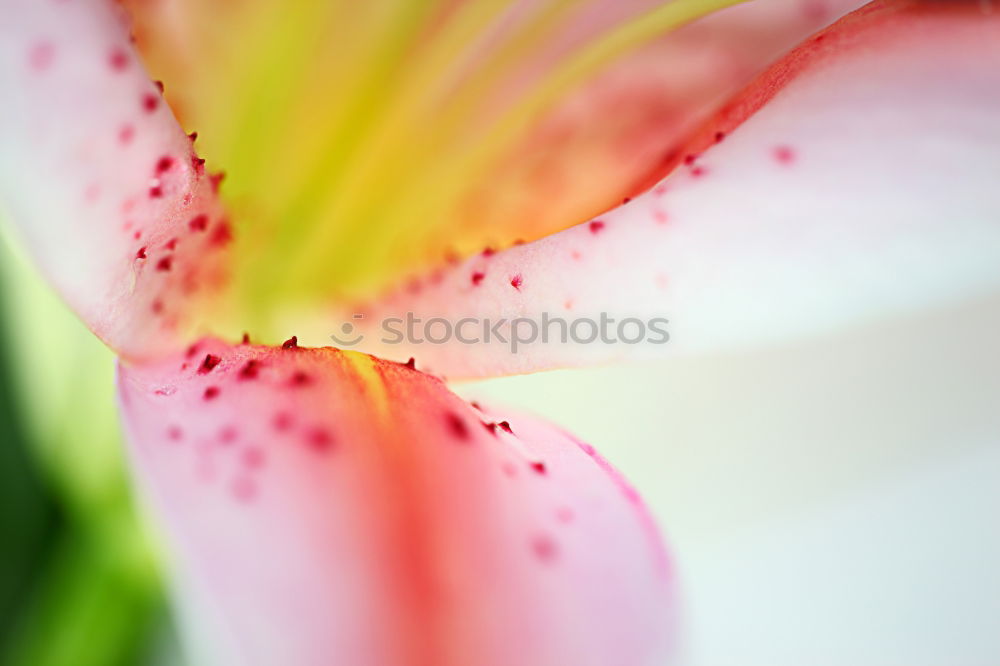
[122,0,864,342]
[118,340,674,666]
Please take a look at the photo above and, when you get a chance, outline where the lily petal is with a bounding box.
[0,0,231,360]
[338,0,1000,378]
[118,340,673,665]
[122,0,859,334]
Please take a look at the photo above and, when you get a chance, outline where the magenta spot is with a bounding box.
[241,332,251,344]
[135,246,147,259]
[155,256,172,272]
[714,131,726,144]
[142,93,159,113]
[165,238,178,251]
[405,357,416,370]
[556,507,575,524]
[497,421,513,434]
[151,299,164,315]
[588,220,605,234]
[188,214,208,232]
[238,360,260,380]
[188,131,199,142]
[108,48,128,71]
[471,271,485,286]
[198,354,222,374]
[653,210,668,224]
[153,80,165,93]
[510,274,523,291]
[203,386,220,401]
[530,461,547,475]
[622,197,632,204]
[185,343,201,358]
[470,401,482,411]
[118,124,135,145]
[148,185,163,198]
[290,371,311,386]
[531,534,559,564]
[445,412,470,441]
[191,155,206,173]
[166,425,183,441]
[683,154,697,166]
[28,42,54,71]
[281,336,298,350]
[691,166,707,178]
[483,421,498,436]
[501,461,518,477]
[773,145,796,165]
[482,247,496,257]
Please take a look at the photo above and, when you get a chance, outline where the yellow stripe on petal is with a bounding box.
[125,0,836,347]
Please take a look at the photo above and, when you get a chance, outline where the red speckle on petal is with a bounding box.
[691,166,707,178]
[510,274,523,290]
[118,124,134,145]
[165,238,178,251]
[281,336,298,350]
[531,533,559,564]
[148,185,163,198]
[714,131,726,144]
[272,412,293,431]
[241,332,251,344]
[471,271,485,286]
[306,428,334,452]
[773,145,796,165]
[203,386,220,401]
[230,477,256,502]
[242,447,265,469]
[155,256,172,271]
[198,354,222,374]
[209,172,226,193]
[405,357,416,370]
[28,42,55,71]
[622,197,631,204]
[290,371,311,386]
[445,412,470,441]
[108,48,128,71]
[653,210,668,224]
[238,360,260,380]
[191,155,206,173]
[530,461,547,475]
[187,131,199,142]
[497,421,513,434]
[151,299,164,315]
[188,214,208,232]
[135,246,147,259]
[167,425,183,441]
[142,93,159,113]
[155,156,174,173]
[153,80,165,93]
[209,221,232,247]
[556,506,575,523]
[218,425,238,444]
[483,421,498,435]
[588,220,605,234]
[683,154,697,166]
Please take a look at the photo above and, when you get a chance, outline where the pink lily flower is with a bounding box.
[1,0,998,664]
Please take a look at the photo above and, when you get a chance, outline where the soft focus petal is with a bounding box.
[0,0,231,359]
[120,0,819,334]
[337,0,1000,378]
[117,340,673,666]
